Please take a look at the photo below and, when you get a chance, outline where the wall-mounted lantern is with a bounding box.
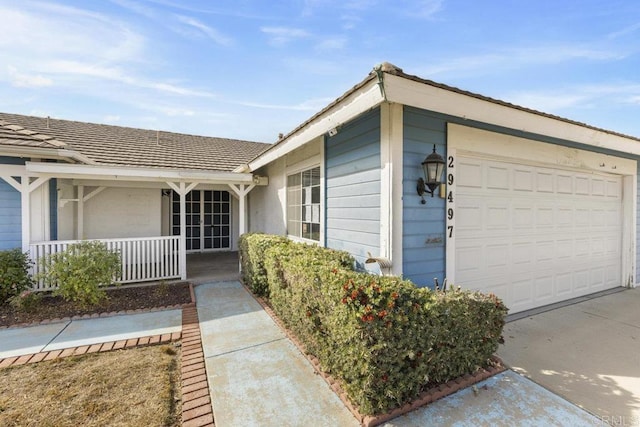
[416,145,445,204]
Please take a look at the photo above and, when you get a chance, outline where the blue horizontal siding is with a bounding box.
[0,157,23,250]
[402,108,447,288]
[325,108,381,266]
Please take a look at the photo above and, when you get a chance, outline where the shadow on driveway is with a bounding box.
[498,287,640,423]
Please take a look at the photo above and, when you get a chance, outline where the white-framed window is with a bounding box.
[287,166,321,241]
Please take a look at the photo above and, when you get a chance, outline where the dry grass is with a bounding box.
[0,345,181,427]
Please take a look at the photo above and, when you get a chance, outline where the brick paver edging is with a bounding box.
[180,302,215,427]
[0,284,215,426]
[242,283,506,427]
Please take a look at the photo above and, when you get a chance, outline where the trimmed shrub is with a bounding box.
[0,249,33,305]
[238,233,290,296]
[260,237,507,415]
[38,241,121,307]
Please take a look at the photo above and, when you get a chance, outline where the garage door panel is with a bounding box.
[592,178,605,196]
[458,159,483,188]
[487,165,508,190]
[514,168,534,192]
[606,180,620,198]
[555,272,573,296]
[536,171,554,192]
[486,244,509,268]
[486,204,509,229]
[512,276,534,306]
[534,275,554,300]
[557,174,573,193]
[576,176,590,195]
[455,155,623,313]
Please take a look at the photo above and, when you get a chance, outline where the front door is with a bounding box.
[171,190,231,252]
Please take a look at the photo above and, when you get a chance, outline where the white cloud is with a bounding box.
[607,22,640,40]
[406,0,444,19]
[232,97,334,111]
[417,44,628,79]
[7,66,53,88]
[316,37,348,52]
[175,15,233,46]
[261,27,310,46]
[103,115,121,123]
[0,2,218,101]
[504,83,640,113]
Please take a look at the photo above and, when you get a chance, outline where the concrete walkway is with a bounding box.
[195,281,357,427]
[0,309,182,359]
[195,281,599,426]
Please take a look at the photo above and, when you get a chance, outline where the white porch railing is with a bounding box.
[29,236,182,291]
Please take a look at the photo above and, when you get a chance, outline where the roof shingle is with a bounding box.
[0,113,271,172]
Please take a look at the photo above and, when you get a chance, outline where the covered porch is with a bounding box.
[3,161,264,289]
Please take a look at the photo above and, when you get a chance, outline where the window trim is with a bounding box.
[286,165,322,243]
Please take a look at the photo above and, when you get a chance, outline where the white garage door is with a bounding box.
[454,156,622,313]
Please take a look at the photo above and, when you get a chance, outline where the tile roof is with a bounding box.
[0,119,67,149]
[0,113,271,172]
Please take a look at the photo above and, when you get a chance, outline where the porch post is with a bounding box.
[20,179,30,253]
[228,183,255,272]
[166,181,199,281]
[179,182,187,280]
[7,175,49,253]
[228,183,255,237]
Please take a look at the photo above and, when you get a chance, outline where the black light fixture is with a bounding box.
[417,145,445,204]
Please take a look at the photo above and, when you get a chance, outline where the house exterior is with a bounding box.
[0,113,270,285]
[244,63,640,314]
[2,62,639,314]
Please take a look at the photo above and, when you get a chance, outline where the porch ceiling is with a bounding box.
[24,161,265,186]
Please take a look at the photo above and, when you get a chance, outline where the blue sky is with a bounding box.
[1,0,639,143]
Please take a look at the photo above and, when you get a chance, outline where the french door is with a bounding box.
[171,190,231,251]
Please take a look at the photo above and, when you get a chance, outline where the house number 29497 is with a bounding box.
[446,155,455,239]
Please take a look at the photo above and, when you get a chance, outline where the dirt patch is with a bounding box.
[0,344,181,427]
[0,282,192,327]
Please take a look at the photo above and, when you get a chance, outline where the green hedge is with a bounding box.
[239,234,507,415]
[238,233,290,296]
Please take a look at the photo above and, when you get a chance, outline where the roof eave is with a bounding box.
[246,74,383,171]
[382,71,640,154]
[25,161,259,185]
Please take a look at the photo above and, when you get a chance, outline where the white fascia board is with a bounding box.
[25,162,255,184]
[384,74,640,155]
[247,79,384,171]
[0,146,94,164]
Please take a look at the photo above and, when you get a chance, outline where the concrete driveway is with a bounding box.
[497,288,640,424]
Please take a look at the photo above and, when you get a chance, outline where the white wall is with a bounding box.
[249,138,322,236]
[249,157,287,235]
[84,187,161,239]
